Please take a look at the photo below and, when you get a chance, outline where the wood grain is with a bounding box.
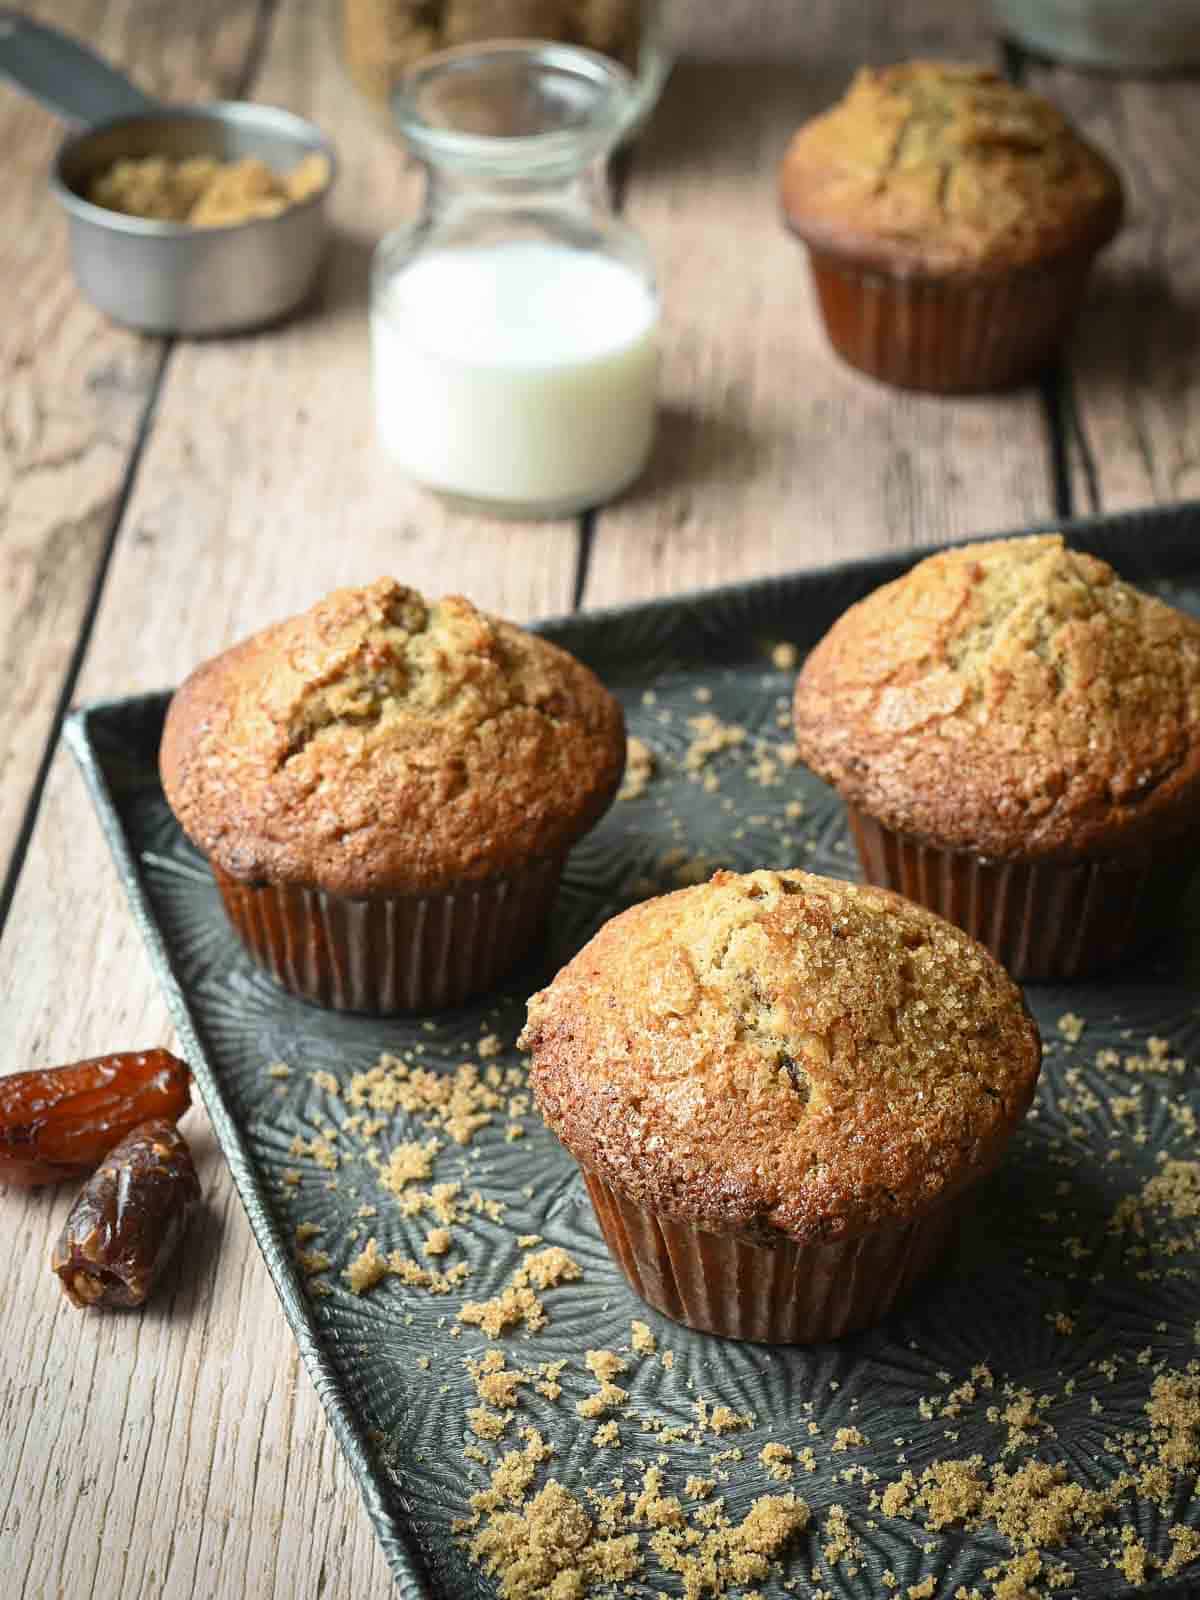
[0,0,263,893]
[582,1,1058,606]
[0,1,574,1596]
[1029,68,1200,513]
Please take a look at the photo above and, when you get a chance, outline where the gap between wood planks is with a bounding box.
[0,0,288,945]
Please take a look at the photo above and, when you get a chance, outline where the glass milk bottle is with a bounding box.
[370,42,659,518]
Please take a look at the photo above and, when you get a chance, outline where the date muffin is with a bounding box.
[161,579,625,1012]
[520,868,1041,1344]
[779,62,1123,392]
[792,535,1200,980]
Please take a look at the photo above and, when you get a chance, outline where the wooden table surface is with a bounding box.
[1,2,1195,1595]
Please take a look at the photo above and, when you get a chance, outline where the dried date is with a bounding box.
[51,1118,200,1309]
[0,1050,190,1186]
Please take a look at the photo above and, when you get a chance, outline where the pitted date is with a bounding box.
[0,1050,190,1186]
[51,1119,200,1309]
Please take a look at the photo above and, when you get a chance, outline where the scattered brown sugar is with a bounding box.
[88,152,329,225]
[592,1421,620,1449]
[832,1426,867,1452]
[468,1406,509,1441]
[694,1399,753,1436]
[1056,1013,1086,1044]
[424,1226,452,1257]
[771,642,799,670]
[310,1069,340,1096]
[649,1491,809,1600]
[347,1052,524,1149]
[683,713,748,773]
[344,1237,388,1294]
[584,1349,626,1384]
[296,1246,331,1277]
[618,736,656,801]
[630,1319,657,1355]
[378,1139,438,1193]
[907,1578,936,1599]
[759,1442,794,1482]
[820,1504,862,1571]
[266,1060,292,1078]
[460,1286,546,1338]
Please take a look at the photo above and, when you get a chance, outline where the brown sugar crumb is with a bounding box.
[294,1220,323,1244]
[516,1234,542,1249]
[821,1504,863,1570]
[695,1399,752,1436]
[577,1382,628,1421]
[478,1032,503,1058]
[759,1442,794,1482]
[424,1227,453,1257]
[1164,1523,1200,1578]
[618,736,656,801]
[881,1474,915,1518]
[310,1069,340,1096]
[684,713,748,773]
[832,1426,867,1452]
[281,1167,301,1187]
[379,1139,437,1192]
[344,1237,388,1294]
[584,1349,627,1384]
[685,1477,716,1499]
[459,1286,546,1338]
[467,1350,529,1409]
[771,642,799,670]
[266,1060,292,1079]
[1056,1013,1086,1044]
[650,1490,808,1599]
[632,1466,685,1529]
[907,1579,937,1599]
[630,1319,657,1355]
[88,151,329,226]
[296,1247,332,1277]
[515,1247,582,1292]
[592,1421,620,1449]
[468,1406,510,1441]
[661,1350,676,1371]
[290,1132,339,1172]
[1118,1527,1153,1585]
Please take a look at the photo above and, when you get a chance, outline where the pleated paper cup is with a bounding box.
[806,246,1098,393]
[583,1171,962,1345]
[847,807,1190,983]
[212,853,564,1013]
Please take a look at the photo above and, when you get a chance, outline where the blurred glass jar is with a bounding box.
[341,0,670,126]
[990,0,1200,71]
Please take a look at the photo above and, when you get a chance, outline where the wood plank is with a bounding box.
[1028,67,1200,513]
[0,0,263,888]
[0,0,578,1596]
[583,1,1058,606]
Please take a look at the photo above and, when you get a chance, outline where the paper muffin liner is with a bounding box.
[847,807,1190,983]
[583,1171,961,1344]
[212,854,565,1013]
[805,246,1098,393]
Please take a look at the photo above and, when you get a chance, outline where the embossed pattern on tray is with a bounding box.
[67,502,1200,1600]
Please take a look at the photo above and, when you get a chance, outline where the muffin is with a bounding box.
[520,868,1041,1344]
[160,579,625,1012]
[793,535,1200,981]
[779,61,1123,392]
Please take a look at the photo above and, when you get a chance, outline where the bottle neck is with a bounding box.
[422,160,601,223]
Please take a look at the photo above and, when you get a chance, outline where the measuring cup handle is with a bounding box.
[0,8,161,127]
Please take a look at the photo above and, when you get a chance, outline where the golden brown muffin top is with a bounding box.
[160,580,625,896]
[779,61,1122,275]
[793,536,1200,863]
[521,869,1040,1245]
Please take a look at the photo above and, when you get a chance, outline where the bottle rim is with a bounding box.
[392,40,641,176]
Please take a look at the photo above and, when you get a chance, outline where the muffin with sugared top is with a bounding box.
[792,534,1200,979]
[779,61,1123,391]
[161,578,625,1012]
[520,867,1041,1343]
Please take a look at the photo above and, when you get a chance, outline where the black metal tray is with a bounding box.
[67,500,1200,1600]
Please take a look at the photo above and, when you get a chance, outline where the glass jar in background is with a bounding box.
[341,0,670,128]
[989,0,1200,71]
[370,42,660,518]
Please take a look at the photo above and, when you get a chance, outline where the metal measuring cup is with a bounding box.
[0,9,337,335]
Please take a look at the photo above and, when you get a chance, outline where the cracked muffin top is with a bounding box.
[160,579,625,895]
[521,868,1040,1244]
[792,536,1200,863]
[779,61,1122,276]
